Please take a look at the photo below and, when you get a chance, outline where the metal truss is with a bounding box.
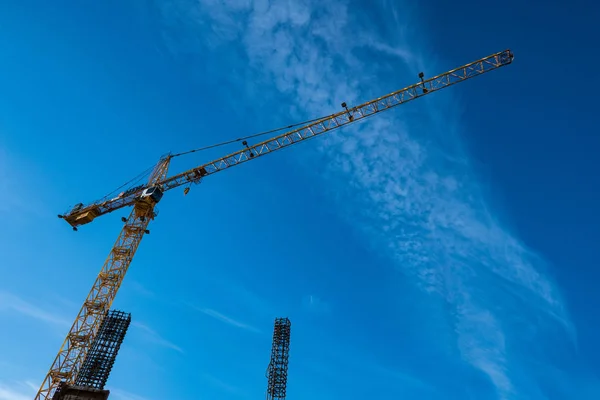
[34,159,170,400]
[60,50,513,228]
[266,318,292,400]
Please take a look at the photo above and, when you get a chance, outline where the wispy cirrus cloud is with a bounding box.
[158,0,575,397]
[0,380,36,400]
[192,306,261,334]
[0,291,70,327]
[131,321,184,353]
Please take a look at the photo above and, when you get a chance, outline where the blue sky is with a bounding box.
[0,0,599,399]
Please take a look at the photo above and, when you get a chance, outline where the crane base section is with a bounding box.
[52,384,109,400]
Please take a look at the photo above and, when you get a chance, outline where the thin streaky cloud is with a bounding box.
[203,276,276,317]
[0,291,70,328]
[131,321,184,354]
[0,381,35,400]
[193,306,260,333]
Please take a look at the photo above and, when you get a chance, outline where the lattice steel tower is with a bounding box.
[266,318,291,400]
[74,309,131,389]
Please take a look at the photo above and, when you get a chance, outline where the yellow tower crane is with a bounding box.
[35,49,514,399]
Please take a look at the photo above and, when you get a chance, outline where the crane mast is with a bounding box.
[36,49,514,399]
[35,158,170,399]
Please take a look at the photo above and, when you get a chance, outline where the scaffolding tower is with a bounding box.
[74,309,132,390]
[266,317,291,400]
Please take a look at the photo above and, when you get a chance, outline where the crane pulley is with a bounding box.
[36,49,514,399]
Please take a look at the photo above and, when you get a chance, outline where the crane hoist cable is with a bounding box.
[35,49,514,400]
[171,114,335,158]
[87,115,337,208]
[95,164,156,203]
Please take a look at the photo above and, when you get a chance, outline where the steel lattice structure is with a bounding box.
[75,309,131,389]
[58,49,514,229]
[35,159,169,399]
[36,49,514,399]
[266,318,292,400]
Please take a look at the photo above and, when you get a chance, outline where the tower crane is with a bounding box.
[35,49,514,399]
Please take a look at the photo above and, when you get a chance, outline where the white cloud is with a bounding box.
[131,321,184,353]
[0,291,71,327]
[159,0,574,396]
[0,381,36,400]
[192,306,260,333]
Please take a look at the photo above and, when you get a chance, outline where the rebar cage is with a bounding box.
[74,309,131,389]
[266,317,291,400]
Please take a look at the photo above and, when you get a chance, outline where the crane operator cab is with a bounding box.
[134,185,163,220]
[139,186,164,204]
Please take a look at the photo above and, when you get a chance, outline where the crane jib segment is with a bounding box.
[60,49,513,230]
[162,49,513,190]
[38,49,513,399]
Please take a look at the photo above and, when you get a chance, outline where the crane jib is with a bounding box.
[58,49,512,231]
[59,49,512,231]
[159,49,513,191]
